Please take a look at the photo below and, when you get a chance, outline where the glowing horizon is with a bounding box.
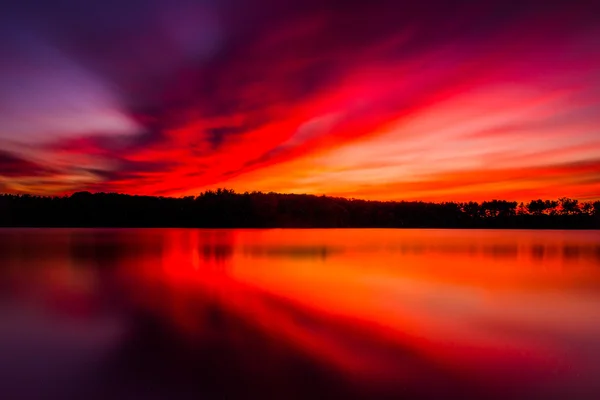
[1,1,599,201]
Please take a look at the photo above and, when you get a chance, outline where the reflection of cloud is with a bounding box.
[4,228,600,397]
[199,244,233,263]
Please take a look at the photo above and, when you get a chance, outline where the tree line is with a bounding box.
[0,190,599,228]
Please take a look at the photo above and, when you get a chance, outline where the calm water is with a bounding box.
[1,229,600,399]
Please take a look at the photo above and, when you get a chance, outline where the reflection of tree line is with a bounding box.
[200,244,233,263]
[1,190,598,228]
[243,246,333,260]
[385,243,600,260]
[244,243,600,261]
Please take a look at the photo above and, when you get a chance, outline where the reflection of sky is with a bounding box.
[2,229,600,397]
[1,1,600,199]
[154,230,600,399]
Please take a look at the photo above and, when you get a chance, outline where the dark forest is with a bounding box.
[1,190,599,228]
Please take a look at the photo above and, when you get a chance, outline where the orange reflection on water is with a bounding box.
[3,228,599,398]
[116,229,600,397]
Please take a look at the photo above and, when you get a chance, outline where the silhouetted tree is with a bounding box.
[460,201,481,220]
[480,200,516,218]
[559,197,579,215]
[0,190,596,229]
[516,202,527,215]
[527,199,558,215]
[582,202,594,215]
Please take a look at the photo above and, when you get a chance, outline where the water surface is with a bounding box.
[1,229,600,399]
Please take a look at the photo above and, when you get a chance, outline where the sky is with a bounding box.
[1,0,599,201]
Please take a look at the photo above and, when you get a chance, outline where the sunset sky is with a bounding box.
[1,0,599,201]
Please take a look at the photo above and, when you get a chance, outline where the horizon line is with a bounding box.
[2,189,598,206]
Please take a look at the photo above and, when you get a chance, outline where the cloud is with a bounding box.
[0,151,51,178]
[1,0,600,200]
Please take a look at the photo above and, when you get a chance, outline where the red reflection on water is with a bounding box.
[114,229,600,398]
[2,229,600,399]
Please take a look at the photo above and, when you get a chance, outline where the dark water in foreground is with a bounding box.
[1,229,600,399]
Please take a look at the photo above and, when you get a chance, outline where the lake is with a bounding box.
[1,229,600,399]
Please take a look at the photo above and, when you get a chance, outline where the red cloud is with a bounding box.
[2,1,600,200]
